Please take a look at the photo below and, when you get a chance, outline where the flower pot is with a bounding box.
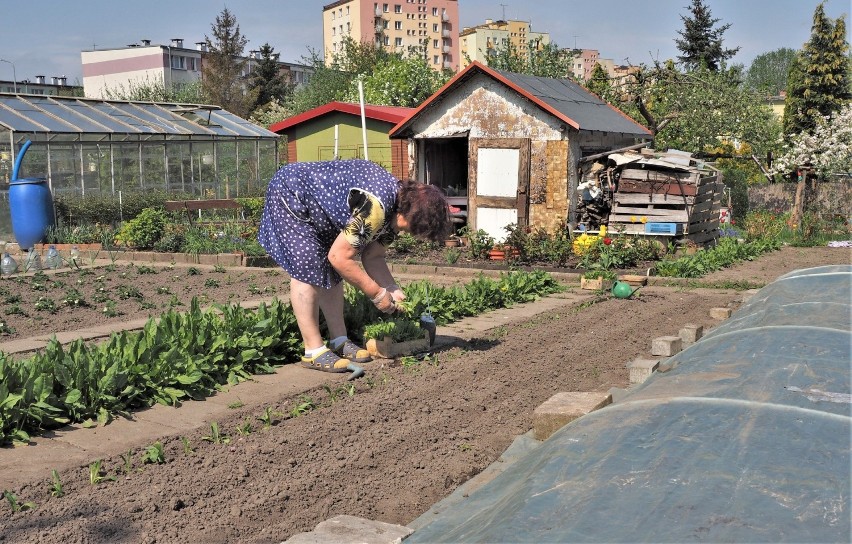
[618,274,648,286]
[488,248,506,261]
[366,331,430,359]
[444,238,460,247]
[581,277,615,291]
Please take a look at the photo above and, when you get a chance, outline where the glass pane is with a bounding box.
[215,140,236,199]
[114,143,141,192]
[27,97,105,132]
[49,143,81,197]
[81,143,111,195]
[140,141,166,191]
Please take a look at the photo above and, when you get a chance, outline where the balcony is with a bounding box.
[443,45,450,53]
[441,10,449,21]
[442,29,450,38]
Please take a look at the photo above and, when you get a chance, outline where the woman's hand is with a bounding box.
[387,283,405,303]
[371,287,397,314]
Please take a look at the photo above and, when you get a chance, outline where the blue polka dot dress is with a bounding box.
[258,159,399,288]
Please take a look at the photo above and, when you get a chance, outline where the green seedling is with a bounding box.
[213,265,226,273]
[3,489,35,512]
[258,406,284,429]
[0,321,16,335]
[102,300,121,317]
[50,469,64,498]
[186,267,201,276]
[201,421,230,444]
[141,442,165,464]
[204,278,220,288]
[120,450,133,473]
[4,303,25,316]
[136,265,157,275]
[180,436,194,455]
[156,286,172,295]
[88,459,115,485]
[235,420,254,436]
[228,399,245,409]
[289,395,317,418]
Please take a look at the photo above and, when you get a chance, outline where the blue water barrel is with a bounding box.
[9,177,54,249]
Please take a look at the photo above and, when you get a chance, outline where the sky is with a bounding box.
[0,0,848,85]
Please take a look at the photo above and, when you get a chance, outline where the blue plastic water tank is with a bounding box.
[9,177,54,249]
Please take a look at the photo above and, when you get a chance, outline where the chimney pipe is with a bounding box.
[141,39,151,46]
[171,38,183,48]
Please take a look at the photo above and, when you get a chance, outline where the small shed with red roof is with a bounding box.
[389,61,653,240]
[269,101,414,177]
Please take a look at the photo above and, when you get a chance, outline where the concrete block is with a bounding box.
[532,392,611,441]
[710,307,733,320]
[607,386,630,403]
[627,358,661,384]
[651,335,682,357]
[284,515,412,544]
[679,323,704,345]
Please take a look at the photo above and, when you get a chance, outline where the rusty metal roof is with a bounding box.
[390,61,652,139]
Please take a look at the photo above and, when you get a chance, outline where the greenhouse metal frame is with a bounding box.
[0,93,280,199]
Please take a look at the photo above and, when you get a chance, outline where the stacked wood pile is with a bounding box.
[606,150,724,244]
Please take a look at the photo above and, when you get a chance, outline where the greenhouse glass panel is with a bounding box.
[5,100,76,131]
[49,143,81,196]
[0,109,45,132]
[26,97,107,133]
[81,143,111,195]
[113,142,141,193]
[141,141,167,191]
[166,141,192,194]
[90,103,156,132]
[63,100,135,132]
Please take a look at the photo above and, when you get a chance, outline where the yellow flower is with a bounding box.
[640,216,647,224]
[630,216,637,223]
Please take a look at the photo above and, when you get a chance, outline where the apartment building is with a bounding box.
[322,0,459,72]
[81,39,312,99]
[0,76,82,96]
[459,19,550,70]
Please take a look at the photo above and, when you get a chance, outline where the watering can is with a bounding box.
[611,280,641,299]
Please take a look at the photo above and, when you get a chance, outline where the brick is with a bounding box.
[710,307,732,320]
[532,392,611,441]
[627,358,661,384]
[651,335,682,357]
[679,323,704,345]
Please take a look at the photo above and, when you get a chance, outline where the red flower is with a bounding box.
[603,237,612,245]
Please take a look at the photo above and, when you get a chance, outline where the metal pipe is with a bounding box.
[0,59,17,93]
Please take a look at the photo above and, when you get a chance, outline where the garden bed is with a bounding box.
[0,248,847,542]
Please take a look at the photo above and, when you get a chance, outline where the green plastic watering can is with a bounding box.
[611,280,641,299]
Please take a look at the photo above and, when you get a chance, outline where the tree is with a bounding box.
[585,63,614,100]
[675,0,740,71]
[744,48,797,95]
[773,102,852,179]
[343,55,450,108]
[248,43,292,114]
[202,8,255,118]
[485,41,573,78]
[618,62,780,158]
[102,76,205,103]
[782,3,851,137]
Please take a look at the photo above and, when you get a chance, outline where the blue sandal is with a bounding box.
[300,348,364,380]
[332,339,373,364]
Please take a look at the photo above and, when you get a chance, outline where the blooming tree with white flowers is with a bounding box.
[771,103,852,180]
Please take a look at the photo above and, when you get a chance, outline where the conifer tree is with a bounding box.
[248,43,292,113]
[783,3,851,137]
[675,0,740,71]
[202,8,254,118]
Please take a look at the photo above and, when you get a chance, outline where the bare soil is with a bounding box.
[0,246,847,543]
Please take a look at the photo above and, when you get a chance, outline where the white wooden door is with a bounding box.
[468,138,530,242]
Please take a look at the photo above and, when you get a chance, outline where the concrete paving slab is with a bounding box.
[285,515,412,544]
[0,437,86,490]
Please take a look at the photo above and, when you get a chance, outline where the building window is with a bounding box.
[433,39,438,48]
[395,21,402,30]
[331,11,335,20]
[171,56,186,70]
[395,37,403,46]
[187,57,197,71]
[346,5,349,14]
[346,22,351,32]
[384,36,390,45]
[394,4,401,13]
[433,55,439,64]
[332,27,336,36]
[432,23,438,32]
[383,3,389,12]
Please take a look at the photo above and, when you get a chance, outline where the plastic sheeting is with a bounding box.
[408,265,851,543]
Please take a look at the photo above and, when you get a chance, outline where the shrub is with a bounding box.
[115,208,167,249]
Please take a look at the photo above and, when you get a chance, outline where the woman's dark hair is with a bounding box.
[396,181,452,243]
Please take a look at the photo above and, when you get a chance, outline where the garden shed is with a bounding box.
[269,101,413,177]
[0,93,279,201]
[388,61,652,242]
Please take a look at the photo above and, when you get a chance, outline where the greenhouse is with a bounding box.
[0,93,279,199]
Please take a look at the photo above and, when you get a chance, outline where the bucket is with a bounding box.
[9,177,54,249]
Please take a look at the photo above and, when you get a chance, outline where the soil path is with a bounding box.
[0,247,847,543]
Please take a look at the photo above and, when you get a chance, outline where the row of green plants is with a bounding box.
[344,269,563,342]
[0,270,562,445]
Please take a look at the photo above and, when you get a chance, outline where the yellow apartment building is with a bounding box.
[459,19,550,69]
[322,0,460,72]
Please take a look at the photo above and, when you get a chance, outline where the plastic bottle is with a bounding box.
[70,245,81,268]
[0,253,17,275]
[24,250,41,272]
[45,245,62,269]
